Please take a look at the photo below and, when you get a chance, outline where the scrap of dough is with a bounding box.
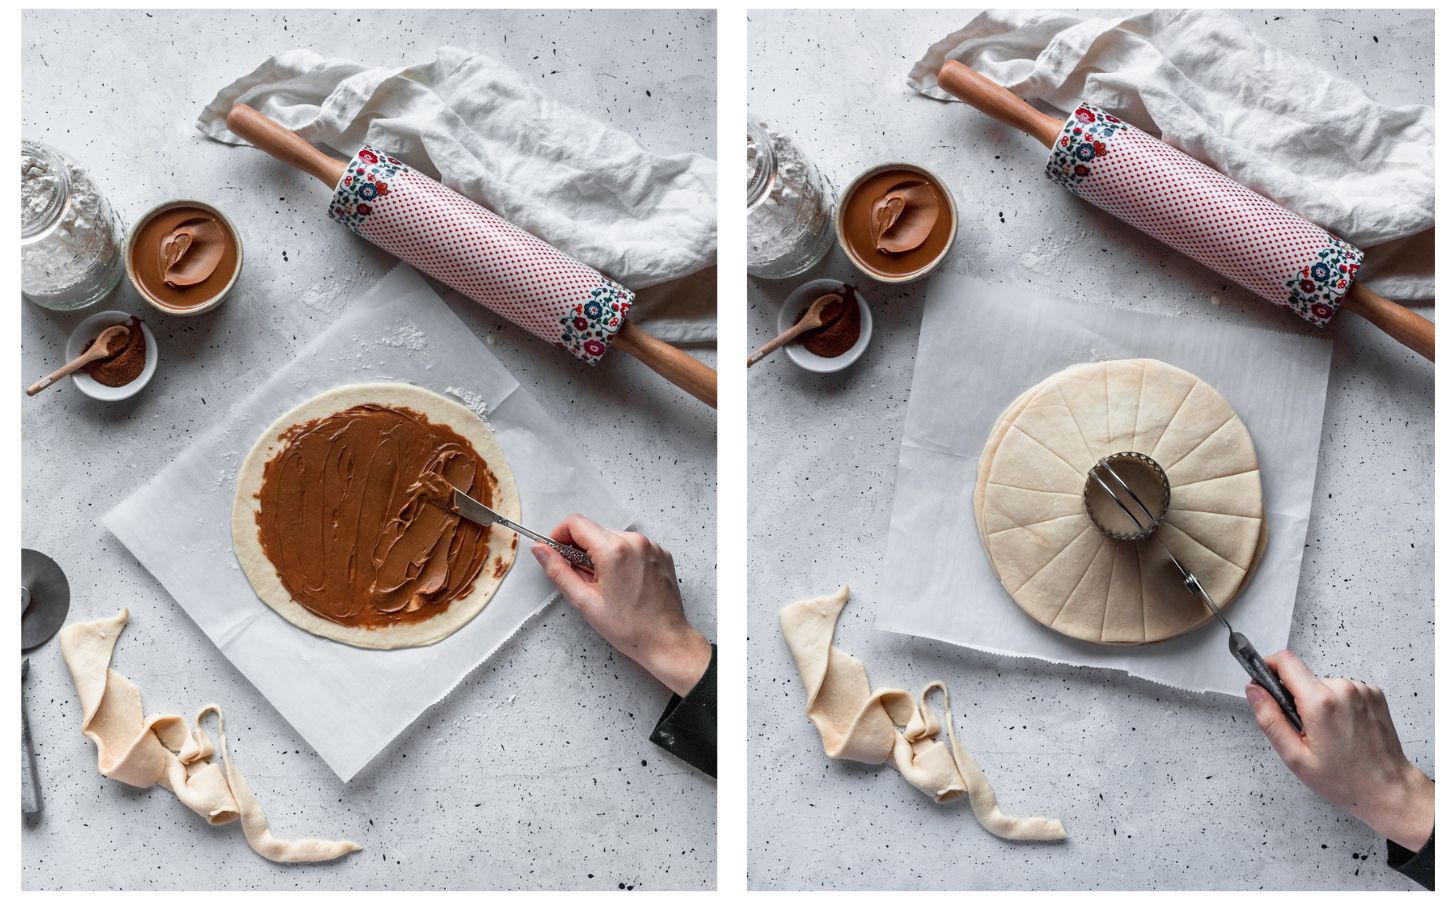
[779,586,1067,842]
[231,383,519,649]
[59,609,361,864]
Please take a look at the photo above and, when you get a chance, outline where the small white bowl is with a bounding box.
[64,310,158,401]
[776,279,872,374]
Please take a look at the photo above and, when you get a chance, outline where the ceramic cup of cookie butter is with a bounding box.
[835,163,956,283]
[124,200,242,315]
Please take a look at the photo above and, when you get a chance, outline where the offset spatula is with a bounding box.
[226,105,718,406]
[937,61,1434,361]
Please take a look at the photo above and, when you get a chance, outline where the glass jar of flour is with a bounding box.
[747,118,837,279]
[22,141,126,311]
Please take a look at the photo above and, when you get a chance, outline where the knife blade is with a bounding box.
[447,488,594,571]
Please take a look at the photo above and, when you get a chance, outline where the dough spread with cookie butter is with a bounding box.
[253,404,499,629]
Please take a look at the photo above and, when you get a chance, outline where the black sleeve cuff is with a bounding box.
[649,644,716,778]
[1387,826,1434,890]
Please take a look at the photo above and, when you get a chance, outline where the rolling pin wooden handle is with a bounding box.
[225,104,348,188]
[1342,282,1435,361]
[613,322,717,408]
[936,60,1064,149]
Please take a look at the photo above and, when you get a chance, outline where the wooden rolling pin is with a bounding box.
[226,105,718,406]
[938,61,1434,362]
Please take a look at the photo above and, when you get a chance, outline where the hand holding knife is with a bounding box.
[440,488,594,571]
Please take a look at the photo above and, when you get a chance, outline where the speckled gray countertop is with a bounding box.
[22,9,714,890]
[748,9,1432,891]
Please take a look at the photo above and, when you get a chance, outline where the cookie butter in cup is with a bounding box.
[125,200,242,315]
[835,163,956,284]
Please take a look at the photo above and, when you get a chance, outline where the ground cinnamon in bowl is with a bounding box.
[82,315,146,387]
[792,285,861,358]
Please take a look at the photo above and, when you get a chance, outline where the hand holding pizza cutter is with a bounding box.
[226,105,718,406]
[937,61,1434,362]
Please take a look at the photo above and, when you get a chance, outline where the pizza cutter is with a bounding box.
[937,61,1434,362]
[225,105,717,407]
[1085,453,1303,731]
[22,549,71,824]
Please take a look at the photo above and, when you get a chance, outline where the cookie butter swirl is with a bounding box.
[871,180,940,254]
[254,404,498,629]
[160,215,228,288]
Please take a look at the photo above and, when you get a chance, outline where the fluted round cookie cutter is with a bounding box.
[1082,451,1171,541]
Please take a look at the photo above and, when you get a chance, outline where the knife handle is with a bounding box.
[510,523,593,571]
[539,538,594,571]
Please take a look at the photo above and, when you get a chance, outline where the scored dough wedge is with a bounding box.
[974,360,1264,645]
[232,383,519,649]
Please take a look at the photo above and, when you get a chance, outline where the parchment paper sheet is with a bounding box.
[103,265,633,780]
[876,273,1332,696]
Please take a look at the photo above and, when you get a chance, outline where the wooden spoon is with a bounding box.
[747,293,845,368]
[26,324,130,396]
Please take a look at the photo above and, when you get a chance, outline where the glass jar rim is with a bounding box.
[746,118,775,211]
[21,140,70,240]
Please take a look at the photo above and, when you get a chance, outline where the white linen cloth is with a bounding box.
[909,9,1434,301]
[197,47,717,341]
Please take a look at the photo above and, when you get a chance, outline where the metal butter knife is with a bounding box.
[445,488,594,571]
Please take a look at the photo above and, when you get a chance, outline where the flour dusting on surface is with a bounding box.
[299,282,347,313]
[445,386,491,423]
[379,322,427,351]
[1019,228,1088,277]
[298,267,368,313]
[212,450,240,490]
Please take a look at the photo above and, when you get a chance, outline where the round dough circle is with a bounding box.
[231,383,520,649]
[975,359,1264,645]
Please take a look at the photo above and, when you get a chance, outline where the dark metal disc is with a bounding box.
[21,549,70,651]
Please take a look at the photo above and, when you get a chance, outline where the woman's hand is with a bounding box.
[1246,651,1434,852]
[531,514,711,697]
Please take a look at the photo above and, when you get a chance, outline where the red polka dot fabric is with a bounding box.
[328,147,634,364]
[1045,105,1362,327]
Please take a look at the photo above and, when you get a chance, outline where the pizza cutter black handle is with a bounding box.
[1230,632,1303,733]
[21,659,42,824]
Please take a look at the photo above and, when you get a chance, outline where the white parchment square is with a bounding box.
[103,265,633,780]
[876,272,1331,695]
